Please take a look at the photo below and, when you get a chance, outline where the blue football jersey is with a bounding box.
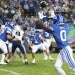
[42,30,50,39]
[50,23,70,49]
[29,36,35,43]
[29,32,42,45]
[34,32,42,45]
[0,22,14,42]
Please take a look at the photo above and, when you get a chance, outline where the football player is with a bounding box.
[8,24,28,64]
[0,21,14,64]
[35,14,75,75]
[42,30,54,60]
[29,29,49,63]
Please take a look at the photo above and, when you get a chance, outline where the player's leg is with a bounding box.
[44,50,54,60]
[16,48,24,62]
[47,39,54,60]
[11,50,17,62]
[44,48,54,60]
[10,42,23,62]
[42,42,54,60]
[31,45,39,63]
[23,38,29,52]
[62,46,75,73]
[54,51,66,75]
[43,51,48,60]
[18,41,28,64]
[32,52,36,63]
[43,41,48,60]
[0,40,8,64]
[5,42,12,63]
[8,41,16,60]
[43,40,54,60]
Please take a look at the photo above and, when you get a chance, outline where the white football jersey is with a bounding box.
[12,25,24,41]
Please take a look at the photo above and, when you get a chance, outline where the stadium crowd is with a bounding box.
[0,0,75,25]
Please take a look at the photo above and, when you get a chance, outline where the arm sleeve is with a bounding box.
[35,20,53,33]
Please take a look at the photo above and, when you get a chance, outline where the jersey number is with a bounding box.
[16,31,20,36]
[60,30,66,41]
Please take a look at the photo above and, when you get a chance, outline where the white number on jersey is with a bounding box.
[60,30,66,41]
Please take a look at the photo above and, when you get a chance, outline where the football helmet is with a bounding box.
[53,14,64,24]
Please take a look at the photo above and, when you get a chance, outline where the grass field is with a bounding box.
[0,53,75,75]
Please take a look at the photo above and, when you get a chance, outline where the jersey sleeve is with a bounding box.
[49,26,54,31]
[6,27,12,34]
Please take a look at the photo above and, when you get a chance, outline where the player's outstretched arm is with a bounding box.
[35,20,53,33]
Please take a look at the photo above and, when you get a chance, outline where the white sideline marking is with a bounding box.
[0,68,21,75]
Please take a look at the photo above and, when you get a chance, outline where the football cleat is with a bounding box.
[4,59,9,63]
[0,62,7,65]
[32,59,35,63]
[25,61,28,64]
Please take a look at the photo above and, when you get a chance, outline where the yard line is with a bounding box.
[0,68,21,75]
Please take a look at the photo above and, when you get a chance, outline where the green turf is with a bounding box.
[0,53,75,75]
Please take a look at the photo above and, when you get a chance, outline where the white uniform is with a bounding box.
[12,25,26,53]
[12,25,24,41]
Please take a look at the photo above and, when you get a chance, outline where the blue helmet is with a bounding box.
[53,14,64,24]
